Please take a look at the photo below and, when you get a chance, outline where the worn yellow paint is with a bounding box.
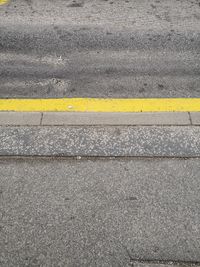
[0,98,200,112]
[0,0,9,5]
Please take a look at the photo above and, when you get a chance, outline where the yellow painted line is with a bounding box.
[0,98,200,112]
[0,0,9,5]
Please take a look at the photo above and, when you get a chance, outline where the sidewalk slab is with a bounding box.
[42,112,191,126]
[190,113,200,125]
[0,126,199,157]
[1,158,200,265]
[0,112,42,125]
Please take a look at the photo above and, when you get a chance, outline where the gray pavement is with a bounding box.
[41,112,191,126]
[0,0,200,98]
[190,113,200,125]
[0,112,193,126]
[0,157,200,266]
[0,125,200,157]
[1,1,200,265]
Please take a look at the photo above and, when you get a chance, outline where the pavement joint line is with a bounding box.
[0,98,200,112]
[188,112,192,125]
[1,155,200,159]
[0,155,200,159]
[130,259,200,266]
[1,125,200,128]
[40,112,43,126]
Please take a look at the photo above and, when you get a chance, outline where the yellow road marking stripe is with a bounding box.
[0,0,9,5]
[0,98,200,112]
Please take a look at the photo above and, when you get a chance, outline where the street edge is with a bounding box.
[0,111,200,125]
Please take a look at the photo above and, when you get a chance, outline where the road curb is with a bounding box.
[0,111,199,126]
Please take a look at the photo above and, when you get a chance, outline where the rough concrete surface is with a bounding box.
[0,126,200,157]
[0,158,200,266]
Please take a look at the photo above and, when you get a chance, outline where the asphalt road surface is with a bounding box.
[0,0,200,98]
